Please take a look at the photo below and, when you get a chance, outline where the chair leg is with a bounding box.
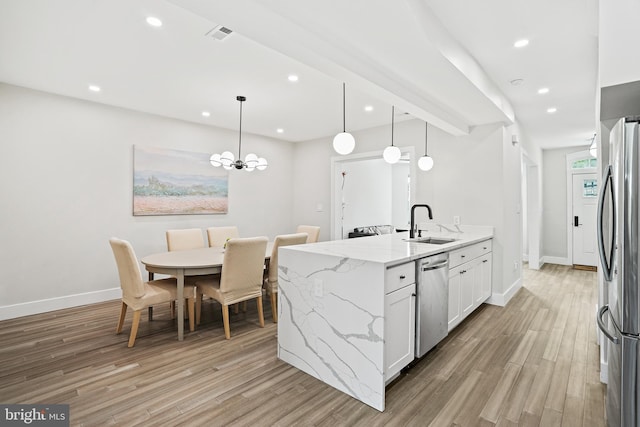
[116,302,127,334]
[222,304,231,339]
[148,306,153,321]
[270,292,278,323]
[242,301,247,312]
[196,292,202,326]
[128,310,142,347]
[257,296,265,328]
[187,297,195,332]
[234,303,239,314]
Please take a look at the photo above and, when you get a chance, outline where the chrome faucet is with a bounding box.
[410,204,433,238]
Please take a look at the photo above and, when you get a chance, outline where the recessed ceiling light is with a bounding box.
[547,107,557,113]
[202,111,210,117]
[276,128,284,133]
[146,16,162,27]
[287,75,299,82]
[364,105,374,112]
[538,87,549,94]
[510,78,524,86]
[514,39,529,48]
[88,85,101,92]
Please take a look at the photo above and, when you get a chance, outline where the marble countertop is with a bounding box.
[282,226,494,267]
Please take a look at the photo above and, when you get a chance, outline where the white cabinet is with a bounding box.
[447,265,462,330]
[384,262,416,382]
[448,240,492,332]
[384,282,416,382]
[477,253,492,304]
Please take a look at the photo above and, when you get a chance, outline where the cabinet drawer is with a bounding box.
[385,262,415,294]
[449,239,492,268]
[477,240,492,256]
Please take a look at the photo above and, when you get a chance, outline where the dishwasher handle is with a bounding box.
[422,260,449,271]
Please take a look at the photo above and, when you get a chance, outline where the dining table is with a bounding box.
[141,242,274,341]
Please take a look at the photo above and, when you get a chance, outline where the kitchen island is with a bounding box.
[277,227,493,411]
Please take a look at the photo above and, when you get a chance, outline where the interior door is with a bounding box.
[572,172,598,266]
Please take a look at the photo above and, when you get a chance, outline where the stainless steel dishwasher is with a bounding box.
[415,252,449,358]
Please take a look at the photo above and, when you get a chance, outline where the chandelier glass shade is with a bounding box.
[210,96,268,172]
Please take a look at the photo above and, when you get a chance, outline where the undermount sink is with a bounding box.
[403,237,456,245]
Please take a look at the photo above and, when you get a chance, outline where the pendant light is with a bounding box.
[333,83,355,155]
[383,106,401,164]
[418,121,434,171]
[210,96,268,171]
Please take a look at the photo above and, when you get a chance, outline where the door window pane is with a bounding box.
[583,179,597,197]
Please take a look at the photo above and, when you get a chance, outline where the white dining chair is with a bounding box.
[264,233,308,322]
[166,228,205,251]
[207,226,239,247]
[196,236,268,339]
[165,228,208,319]
[109,238,196,347]
[296,225,320,243]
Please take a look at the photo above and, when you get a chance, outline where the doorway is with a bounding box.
[330,148,415,240]
[566,150,598,269]
[571,173,598,267]
[521,152,541,269]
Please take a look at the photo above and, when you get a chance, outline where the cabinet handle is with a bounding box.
[400,275,406,279]
[461,255,466,258]
[483,260,488,263]
[483,247,487,250]
[411,293,416,297]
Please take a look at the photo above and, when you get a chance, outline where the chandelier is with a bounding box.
[210,96,268,171]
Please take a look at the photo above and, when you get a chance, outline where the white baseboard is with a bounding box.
[542,256,571,266]
[0,288,121,321]
[486,277,522,307]
[522,253,529,262]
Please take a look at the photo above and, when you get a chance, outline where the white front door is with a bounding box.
[572,173,598,266]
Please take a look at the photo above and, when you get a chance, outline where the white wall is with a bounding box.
[599,0,640,87]
[0,84,294,318]
[292,118,525,304]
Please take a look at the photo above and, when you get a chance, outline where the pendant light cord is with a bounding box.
[342,82,346,132]
[391,106,395,146]
[424,122,428,155]
[238,98,243,159]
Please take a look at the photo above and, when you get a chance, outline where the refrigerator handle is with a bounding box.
[597,165,616,281]
[597,305,620,345]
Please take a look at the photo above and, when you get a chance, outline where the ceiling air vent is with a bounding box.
[206,25,233,41]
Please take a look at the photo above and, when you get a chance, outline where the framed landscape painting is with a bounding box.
[133,145,228,215]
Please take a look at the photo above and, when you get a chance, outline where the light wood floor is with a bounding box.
[0,264,605,426]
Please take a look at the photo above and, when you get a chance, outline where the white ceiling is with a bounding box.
[0,0,598,149]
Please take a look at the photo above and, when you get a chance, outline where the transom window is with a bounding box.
[572,158,597,169]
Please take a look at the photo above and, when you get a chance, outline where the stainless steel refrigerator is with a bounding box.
[597,116,640,427]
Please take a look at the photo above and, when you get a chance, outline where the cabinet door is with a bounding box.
[448,266,462,331]
[472,256,484,307]
[385,283,416,382]
[460,262,475,318]
[479,253,492,302]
